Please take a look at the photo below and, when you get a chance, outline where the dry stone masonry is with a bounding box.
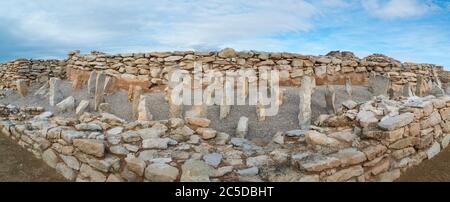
[1,48,449,182]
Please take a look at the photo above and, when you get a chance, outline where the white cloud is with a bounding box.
[0,0,318,51]
[362,0,436,19]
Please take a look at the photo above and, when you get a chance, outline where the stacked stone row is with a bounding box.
[1,94,449,182]
[65,49,443,88]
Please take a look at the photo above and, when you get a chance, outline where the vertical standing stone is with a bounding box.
[298,76,315,130]
[127,85,134,103]
[237,76,249,102]
[220,79,232,120]
[272,88,283,107]
[416,75,424,97]
[72,74,84,90]
[168,88,183,119]
[427,79,434,93]
[325,85,336,114]
[137,95,153,121]
[388,87,395,100]
[103,76,114,95]
[345,77,352,97]
[257,94,266,121]
[49,78,64,106]
[369,75,390,96]
[94,73,107,111]
[236,116,249,138]
[16,79,28,97]
[430,82,445,97]
[76,100,90,116]
[132,86,143,119]
[87,71,97,97]
[402,82,413,97]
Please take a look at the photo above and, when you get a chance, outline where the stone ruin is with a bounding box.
[0,49,450,182]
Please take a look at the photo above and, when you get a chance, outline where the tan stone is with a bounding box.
[362,145,387,161]
[73,139,105,158]
[186,117,210,128]
[325,165,364,182]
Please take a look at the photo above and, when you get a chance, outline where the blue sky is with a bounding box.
[0,0,449,69]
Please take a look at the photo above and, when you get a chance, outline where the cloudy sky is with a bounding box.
[0,0,449,68]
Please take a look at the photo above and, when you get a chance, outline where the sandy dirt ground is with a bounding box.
[397,147,450,182]
[0,134,65,181]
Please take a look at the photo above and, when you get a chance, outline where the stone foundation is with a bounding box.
[0,49,449,182]
[1,94,450,182]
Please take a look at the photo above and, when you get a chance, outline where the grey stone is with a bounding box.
[237,167,259,176]
[56,163,76,180]
[180,159,215,182]
[87,155,120,173]
[203,153,223,168]
[369,75,390,96]
[378,113,414,131]
[132,86,143,119]
[60,155,80,170]
[342,100,358,110]
[426,142,441,159]
[109,145,129,155]
[34,111,53,120]
[56,96,75,113]
[137,128,166,139]
[106,127,124,136]
[285,129,306,137]
[49,78,64,106]
[42,149,58,168]
[236,116,249,138]
[75,100,89,116]
[142,138,173,149]
[402,82,414,97]
[345,78,352,96]
[137,95,153,121]
[61,130,86,144]
[298,76,315,129]
[215,132,230,145]
[80,164,106,182]
[94,73,106,111]
[325,85,336,114]
[87,71,97,97]
[75,123,102,131]
[145,163,179,182]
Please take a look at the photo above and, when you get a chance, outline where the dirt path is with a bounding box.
[396,146,450,182]
[0,134,66,182]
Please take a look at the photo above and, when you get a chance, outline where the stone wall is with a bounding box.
[0,49,445,92]
[1,94,449,182]
[0,59,66,89]
[65,49,444,92]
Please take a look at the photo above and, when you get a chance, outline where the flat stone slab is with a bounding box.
[378,113,414,131]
